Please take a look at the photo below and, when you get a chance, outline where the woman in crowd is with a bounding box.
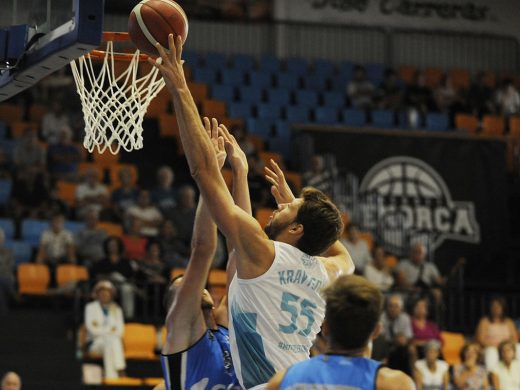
[491,341,520,390]
[413,340,449,390]
[475,296,518,369]
[411,297,443,358]
[453,342,489,390]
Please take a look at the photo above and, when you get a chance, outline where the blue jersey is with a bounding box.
[160,326,240,390]
[280,354,382,390]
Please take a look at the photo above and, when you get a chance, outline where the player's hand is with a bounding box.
[149,34,187,94]
[218,125,248,174]
[264,159,295,205]
[203,117,226,169]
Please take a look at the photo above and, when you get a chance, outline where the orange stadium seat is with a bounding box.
[0,104,23,125]
[187,82,208,104]
[29,103,47,123]
[143,378,163,386]
[202,99,227,118]
[285,171,302,193]
[384,255,399,269]
[158,113,179,137]
[109,164,138,187]
[249,135,265,152]
[258,151,284,167]
[123,323,157,360]
[208,269,227,303]
[219,117,244,129]
[455,113,479,134]
[398,65,417,85]
[78,162,104,180]
[341,213,350,236]
[104,377,143,386]
[98,222,124,237]
[255,207,274,229]
[56,181,78,206]
[509,116,520,138]
[145,88,170,118]
[56,264,89,287]
[92,149,120,167]
[10,121,38,138]
[449,69,470,90]
[170,268,185,280]
[441,331,465,365]
[17,264,50,295]
[424,67,444,89]
[481,115,505,136]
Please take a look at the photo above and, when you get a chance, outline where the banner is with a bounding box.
[297,128,510,283]
[274,0,520,42]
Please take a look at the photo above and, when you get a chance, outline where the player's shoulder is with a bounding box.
[376,367,415,390]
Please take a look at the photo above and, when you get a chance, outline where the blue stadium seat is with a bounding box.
[365,63,386,86]
[338,62,355,85]
[342,109,367,127]
[0,218,15,240]
[64,221,85,234]
[0,121,7,139]
[372,110,395,128]
[248,70,273,88]
[0,140,16,161]
[21,219,49,247]
[182,50,200,67]
[314,107,339,125]
[426,113,450,131]
[286,58,308,76]
[193,68,218,84]
[276,72,300,89]
[322,91,345,109]
[257,104,282,121]
[220,68,245,86]
[286,106,310,123]
[303,74,329,90]
[270,136,291,159]
[275,120,291,138]
[5,240,33,264]
[204,52,227,69]
[266,88,291,105]
[211,85,235,102]
[0,179,12,206]
[237,86,263,104]
[247,118,273,138]
[228,102,253,119]
[295,90,319,108]
[260,55,281,72]
[397,111,412,129]
[313,60,335,77]
[232,54,255,71]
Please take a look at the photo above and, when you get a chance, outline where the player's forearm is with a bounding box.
[232,170,252,216]
[190,196,217,258]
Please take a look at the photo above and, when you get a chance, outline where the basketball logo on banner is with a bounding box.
[359,156,480,255]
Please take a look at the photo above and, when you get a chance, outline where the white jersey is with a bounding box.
[229,241,330,390]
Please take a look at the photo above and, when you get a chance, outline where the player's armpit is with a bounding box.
[317,240,355,280]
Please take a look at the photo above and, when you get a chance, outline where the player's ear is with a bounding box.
[288,223,303,236]
[370,321,382,341]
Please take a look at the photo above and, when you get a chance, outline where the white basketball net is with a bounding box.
[70,41,165,154]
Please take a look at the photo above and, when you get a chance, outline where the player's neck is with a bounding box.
[326,345,370,358]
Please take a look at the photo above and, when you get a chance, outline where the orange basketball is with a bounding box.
[128,0,188,57]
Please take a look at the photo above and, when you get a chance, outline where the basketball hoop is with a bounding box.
[70,32,165,154]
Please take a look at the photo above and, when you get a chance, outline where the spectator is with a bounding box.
[157,220,189,269]
[475,296,518,369]
[111,167,139,221]
[84,280,126,379]
[121,217,148,261]
[377,69,404,110]
[453,342,489,390]
[405,71,435,128]
[491,341,520,390]
[467,72,495,117]
[47,126,81,181]
[35,213,76,270]
[364,244,394,291]
[151,166,177,218]
[75,208,108,266]
[76,168,109,220]
[411,298,442,358]
[90,237,136,319]
[302,155,336,198]
[13,127,46,175]
[10,170,50,219]
[495,79,520,116]
[413,340,449,390]
[168,185,196,247]
[341,223,371,274]
[347,65,375,110]
[42,101,70,144]
[136,240,167,285]
[1,372,21,390]
[0,228,16,316]
[126,190,163,237]
[434,75,465,121]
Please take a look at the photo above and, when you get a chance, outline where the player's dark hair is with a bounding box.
[322,275,383,350]
[294,187,343,256]
[163,274,184,310]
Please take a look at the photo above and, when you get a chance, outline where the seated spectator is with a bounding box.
[90,237,136,319]
[364,244,394,291]
[491,341,520,390]
[347,65,375,110]
[126,190,163,237]
[434,75,465,121]
[467,72,495,117]
[453,342,489,390]
[47,126,81,181]
[405,71,435,128]
[157,220,189,269]
[0,228,16,316]
[121,217,148,261]
[247,153,270,211]
[84,280,126,379]
[341,223,371,274]
[76,168,109,220]
[36,213,76,270]
[377,69,404,110]
[411,298,442,358]
[495,79,520,116]
[413,340,449,390]
[10,170,50,220]
[475,296,518,369]
[151,166,177,218]
[136,240,167,285]
[1,371,21,390]
[168,185,197,247]
[42,100,70,144]
[302,154,337,198]
[75,208,108,266]
[13,127,46,176]
[111,167,139,221]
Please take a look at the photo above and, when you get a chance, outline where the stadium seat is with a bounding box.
[372,110,395,128]
[286,106,310,123]
[56,264,89,287]
[257,104,282,121]
[0,104,23,125]
[303,73,328,90]
[246,118,273,138]
[145,89,170,118]
[482,71,497,89]
[322,91,345,109]
[98,222,124,238]
[426,113,450,131]
[313,59,335,77]
[255,208,274,228]
[104,377,143,386]
[365,63,386,85]
[123,323,157,360]
[186,82,208,103]
[249,134,265,152]
[314,107,339,125]
[248,70,273,88]
[64,221,84,234]
[275,120,290,138]
[286,58,308,76]
[143,378,163,386]
[203,52,227,69]
[220,68,245,86]
[0,179,12,206]
[17,263,50,295]
[193,68,218,84]
[29,104,47,123]
[21,219,49,247]
[211,85,235,102]
[338,62,355,84]
[170,268,185,280]
[441,332,465,365]
[11,121,38,138]
[181,50,200,67]
[266,88,291,105]
[424,67,444,89]
[109,164,138,187]
[232,54,255,71]
[449,69,471,90]
[0,218,15,240]
[5,241,33,264]
[259,151,283,167]
[276,72,300,89]
[202,99,227,118]
[238,86,264,104]
[158,114,179,137]
[342,109,366,127]
[455,113,479,134]
[481,115,505,136]
[56,181,78,206]
[228,102,253,119]
[259,55,281,72]
[398,65,417,85]
[510,116,520,138]
[285,172,302,193]
[295,90,319,108]
[269,136,291,159]
[92,148,120,167]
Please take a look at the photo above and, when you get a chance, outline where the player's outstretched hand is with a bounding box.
[149,34,187,95]
[264,159,295,205]
[218,125,248,175]
[203,117,226,169]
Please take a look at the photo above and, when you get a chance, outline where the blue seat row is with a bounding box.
[0,218,85,247]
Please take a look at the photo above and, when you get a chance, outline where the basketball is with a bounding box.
[128,0,188,57]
